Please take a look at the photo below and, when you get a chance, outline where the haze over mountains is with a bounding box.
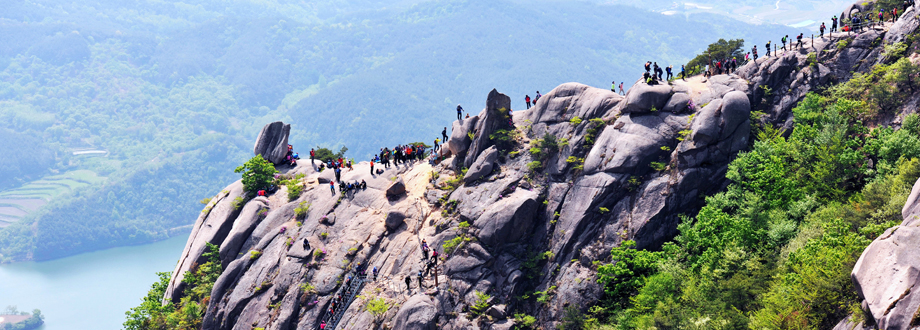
[0,0,801,262]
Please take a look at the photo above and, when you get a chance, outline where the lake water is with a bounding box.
[0,235,188,330]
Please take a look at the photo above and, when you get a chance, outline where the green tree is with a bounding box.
[686,38,745,73]
[234,155,277,194]
[313,146,348,163]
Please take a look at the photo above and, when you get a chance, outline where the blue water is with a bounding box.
[0,235,188,330]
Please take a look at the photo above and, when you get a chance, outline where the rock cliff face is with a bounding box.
[161,6,920,329]
[738,6,920,130]
[165,75,758,329]
[850,178,920,330]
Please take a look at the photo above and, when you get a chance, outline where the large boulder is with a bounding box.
[475,190,539,247]
[392,295,438,330]
[385,211,407,231]
[622,83,672,113]
[253,121,291,165]
[852,226,920,330]
[464,146,499,184]
[852,178,920,330]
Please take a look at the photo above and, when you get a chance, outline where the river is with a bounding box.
[0,234,188,330]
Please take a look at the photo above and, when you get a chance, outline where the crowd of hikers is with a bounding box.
[638,1,915,84]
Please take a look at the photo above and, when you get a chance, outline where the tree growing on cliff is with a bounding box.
[234,155,277,194]
[685,38,745,73]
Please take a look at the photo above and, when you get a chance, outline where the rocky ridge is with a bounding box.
[160,6,920,329]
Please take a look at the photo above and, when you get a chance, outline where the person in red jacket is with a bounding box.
[310,148,316,164]
[525,95,531,109]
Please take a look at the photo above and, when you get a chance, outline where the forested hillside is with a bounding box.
[0,0,799,262]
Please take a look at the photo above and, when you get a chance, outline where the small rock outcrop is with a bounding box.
[386,177,407,197]
[852,178,920,330]
[463,146,499,183]
[463,89,512,168]
[252,121,291,165]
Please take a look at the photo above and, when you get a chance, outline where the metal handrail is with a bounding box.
[318,272,368,330]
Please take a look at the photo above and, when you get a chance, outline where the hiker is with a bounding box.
[310,148,316,164]
[330,181,335,195]
[535,91,542,102]
[404,275,411,291]
[796,33,803,49]
[372,266,379,281]
[417,271,424,288]
[456,104,463,120]
[370,159,375,175]
[334,167,341,182]
[766,41,771,57]
[442,127,448,142]
[893,8,898,22]
[432,250,439,265]
[302,238,310,250]
[619,82,625,95]
[752,45,758,60]
[879,9,885,23]
[611,81,616,92]
[666,66,673,80]
[781,35,788,51]
[832,15,838,32]
[320,321,327,329]
[820,22,826,37]
[421,239,429,259]
[525,95,531,109]
[653,62,661,80]
[644,61,651,73]
[679,65,686,80]
[361,179,367,190]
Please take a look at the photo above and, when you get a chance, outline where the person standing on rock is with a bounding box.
[619,82,625,95]
[832,15,838,32]
[766,41,772,57]
[456,104,463,120]
[310,148,316,164]
[820,22,826,37]
[442,127,448,143]
[525,95,531,109]
[421,239,429,260]
[535,91,542,103]
[644,61,651,73]
[781,35,788,51]
[752,45,758,60]
[796,33,803,49]
[417,270,424,289]
[370,159,375,175]
[404,275,411,291]
[330,181,335,195]
[666,66,673,80]
[611,81,616,92]
[372,266,378,281]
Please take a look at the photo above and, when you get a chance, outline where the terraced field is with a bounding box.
[0,170,106,227]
